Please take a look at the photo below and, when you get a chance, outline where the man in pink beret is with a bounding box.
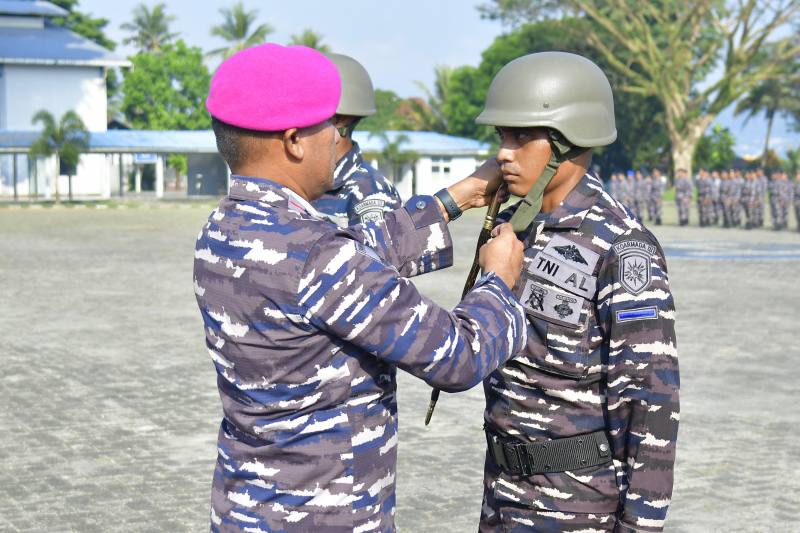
[195,43,527,532]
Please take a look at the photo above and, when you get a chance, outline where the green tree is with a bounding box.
[360,89,418,132]
[369,132,419,188]
[409,65,453,133]
[121,2,178,53]
[693,125,736,170]
[29,110,90,202]
[784,147,800,175]
[735,50,800,165]
[122,40,211,130]
[288,29,331,53]
[208,2,273,59]
[476,0,800,177]
[50,0,116,50]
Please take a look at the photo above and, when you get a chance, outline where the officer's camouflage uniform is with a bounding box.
[675,176,692,226]
[480,173,680,533]
[312,142,402,227]
[194,176,528,532]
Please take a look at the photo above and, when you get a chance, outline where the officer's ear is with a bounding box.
[282,128,304,161]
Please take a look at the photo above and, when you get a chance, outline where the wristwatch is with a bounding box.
[434,188,462,221]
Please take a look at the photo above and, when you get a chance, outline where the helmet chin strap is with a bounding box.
[509,129,587,233]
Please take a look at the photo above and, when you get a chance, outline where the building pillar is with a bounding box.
[118,153,124,197]
[155,155,165,199]
[135,166,142,193]
[12,153,18,201]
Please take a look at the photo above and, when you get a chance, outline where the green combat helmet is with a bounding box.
[476,51,617,232]
[326,53,376,117]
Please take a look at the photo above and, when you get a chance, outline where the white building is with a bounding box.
[0,0,128,199]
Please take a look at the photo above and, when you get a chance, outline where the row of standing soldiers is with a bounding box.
[608,169,667,225]
[610,168,800,231]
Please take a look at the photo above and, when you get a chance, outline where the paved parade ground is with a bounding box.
[1,200,798,532]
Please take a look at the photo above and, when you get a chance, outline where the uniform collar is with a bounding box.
[228,175,321,216]
[533,172,602,230]
[331,141,365,190]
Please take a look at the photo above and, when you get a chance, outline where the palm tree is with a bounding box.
[410,65,453,133]
[29,110,90,203]
[121,2,178,53]
[288,29,331,53]
[208,2,273,59]
[735,51,799,165]
[369,131,419,191]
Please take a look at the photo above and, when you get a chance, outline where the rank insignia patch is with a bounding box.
[553,244,588,265]
[518,277,585,326]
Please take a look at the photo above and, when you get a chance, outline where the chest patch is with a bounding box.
[541,235,600,274]
[518,276,585,327]
[355,199,386,224]
[528,252,596,298]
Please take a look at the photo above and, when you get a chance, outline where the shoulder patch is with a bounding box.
[354,198,386,223]
[527,252,596,299]
[615,306,658,322]
[614,240,653,295]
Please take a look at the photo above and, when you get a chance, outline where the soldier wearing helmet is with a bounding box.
[476,52,680,532]
[311,53,403,226]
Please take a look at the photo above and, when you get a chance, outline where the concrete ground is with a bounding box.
[0,200,798,532]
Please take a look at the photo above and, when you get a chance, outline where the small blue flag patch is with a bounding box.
[616,307,658,322]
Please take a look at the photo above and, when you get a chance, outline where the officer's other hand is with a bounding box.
[479,223,524,289]
[446,159,508,211]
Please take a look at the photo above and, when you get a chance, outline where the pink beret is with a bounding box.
[206,43,342,131]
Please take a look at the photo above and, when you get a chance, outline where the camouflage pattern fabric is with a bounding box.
[674,177,692,226]
[742,177,757,229]
[312,142,402,227]
[755,174,768,228]
[481,173,680,533]
[647,178,664,223]
[730,176,743,227]
[194,176,528,532]
[696,177,714,227]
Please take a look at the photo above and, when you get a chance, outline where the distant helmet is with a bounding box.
[476,52,616,147]
[326,53,376,117]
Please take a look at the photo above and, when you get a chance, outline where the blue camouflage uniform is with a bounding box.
[312,142,402,227]
[194,176,528,532]
[480,173,680,533]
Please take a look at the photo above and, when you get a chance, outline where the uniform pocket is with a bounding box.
[520,316,589,380]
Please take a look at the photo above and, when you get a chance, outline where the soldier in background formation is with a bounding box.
[696,169,715,226]
[794,173,800,232]
[769,170,793,230]
[675,168,692,225]
[649,168,665,225]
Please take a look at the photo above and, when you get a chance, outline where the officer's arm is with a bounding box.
[297,233,527,392]
[346,195,454,278]
[595,230,680,533]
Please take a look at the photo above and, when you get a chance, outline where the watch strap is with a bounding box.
[434,188,462,221]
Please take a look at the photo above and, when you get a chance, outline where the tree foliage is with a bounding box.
[476,0,800,176]
[121,2,179,53]
[208,2,273,59]
[693,124,736,170]
[288,29,331,53]
[409,65,453,133]
[359,89,420,132]
[368,132,419,184]
[122,40,211,130]
[50,0,116,50]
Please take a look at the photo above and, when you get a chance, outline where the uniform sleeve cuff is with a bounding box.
[404,195,445,229]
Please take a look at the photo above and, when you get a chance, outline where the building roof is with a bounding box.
[0,24,130,67]
[0,0,67,17]
[0,129,490,155]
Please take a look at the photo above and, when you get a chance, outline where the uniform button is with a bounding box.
[599,443,609,452]
[415,200,427,210]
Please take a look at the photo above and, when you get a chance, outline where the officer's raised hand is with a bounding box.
[479,223,524,289]
[433,158,507,222]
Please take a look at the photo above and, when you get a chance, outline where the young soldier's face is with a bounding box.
[494,127,551,197]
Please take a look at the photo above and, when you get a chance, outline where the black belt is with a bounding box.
[485,427,612,476]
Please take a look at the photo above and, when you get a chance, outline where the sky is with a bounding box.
[81,0,798,158]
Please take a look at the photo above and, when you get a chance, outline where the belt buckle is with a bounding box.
[513,445,534,477]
